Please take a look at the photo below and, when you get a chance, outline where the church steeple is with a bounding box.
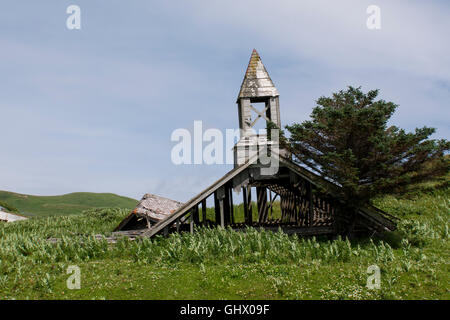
[237,49,279,100]
[234,50,282,166]
[236,50,281,136]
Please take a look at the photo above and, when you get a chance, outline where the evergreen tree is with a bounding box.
[284,87,449,231]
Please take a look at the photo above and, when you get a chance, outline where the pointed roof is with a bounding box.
[237,49,279,100]
[142,150,396,238]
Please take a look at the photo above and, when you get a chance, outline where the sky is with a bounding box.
[1,0,449,201]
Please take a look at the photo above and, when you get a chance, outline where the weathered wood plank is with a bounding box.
[257,186,269,223]
[246,186,253,225]
[243,186,249,225]
[219,199,225,228]
[193,205,200,224]
[201,199,207,224]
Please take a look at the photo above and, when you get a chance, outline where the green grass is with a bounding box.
[0,186,448,300]
[201,201,282,223]
[0,191,138,217]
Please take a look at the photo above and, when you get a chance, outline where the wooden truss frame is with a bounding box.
[137,153,397,239]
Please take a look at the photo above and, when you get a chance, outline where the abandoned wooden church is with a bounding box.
[115,49,396,239]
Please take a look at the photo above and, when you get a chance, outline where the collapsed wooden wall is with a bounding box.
[146,161,396,238]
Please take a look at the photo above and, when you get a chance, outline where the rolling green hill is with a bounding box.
[0,191,138,217]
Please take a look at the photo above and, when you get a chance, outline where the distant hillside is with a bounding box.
[0,191,138,217]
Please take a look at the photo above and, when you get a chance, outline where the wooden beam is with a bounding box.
[288,193,294,223]
[229,188,235,225]
[243,186,249,225]
[214,191,220,225]
[307,181,314,227]
[232,225,334,236]
[257,186,268,224]
[245,186,253,225]
[192,205,200,224]
[281,194,288,222]
[269,191,273,220]
[291,193,297,223]
[295,195,300,225]
[223,186,231,226]
[201,199,207,224]
[219,199,225,228]
[249,104,271,127]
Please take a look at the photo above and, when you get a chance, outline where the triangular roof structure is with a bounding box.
[142,151,396,238]
[237,49,279,100]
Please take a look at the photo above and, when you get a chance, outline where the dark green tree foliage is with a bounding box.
[285,87,449,207]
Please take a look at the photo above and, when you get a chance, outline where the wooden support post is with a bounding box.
[219,199,225,228]
[288,193,293,223]
[286,193,291,222]
[269,191,273,220]
[229,188,235,225]
[281,192,289,223]
[288,193,292,223]
[190,212,194,234]
[246,186,253,225]
[145,217,152,229]
[257,186,268,224]
[193,204,200,224]
[291,193,296,223]
[223,186,231,226]
[214,191,220,225]
[298,197,304,226]
[201,199,207,224]
[243,186,249,225]
[176,218,180,232]
[163,226,169,237]
[307,181,314,227]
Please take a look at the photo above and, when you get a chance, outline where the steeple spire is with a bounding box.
[237,49,279,101]
[234,50,283,166]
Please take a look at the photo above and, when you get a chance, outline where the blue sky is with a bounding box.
[1,1,449,201]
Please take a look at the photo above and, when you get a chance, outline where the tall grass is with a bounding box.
[0,186,448,299]
[1,206,443,268]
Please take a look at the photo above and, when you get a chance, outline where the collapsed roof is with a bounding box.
[140,152,396,238]
[114,193,183,231]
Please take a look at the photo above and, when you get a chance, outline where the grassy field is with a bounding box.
[0,185,448,300]
[0,191,138,217]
